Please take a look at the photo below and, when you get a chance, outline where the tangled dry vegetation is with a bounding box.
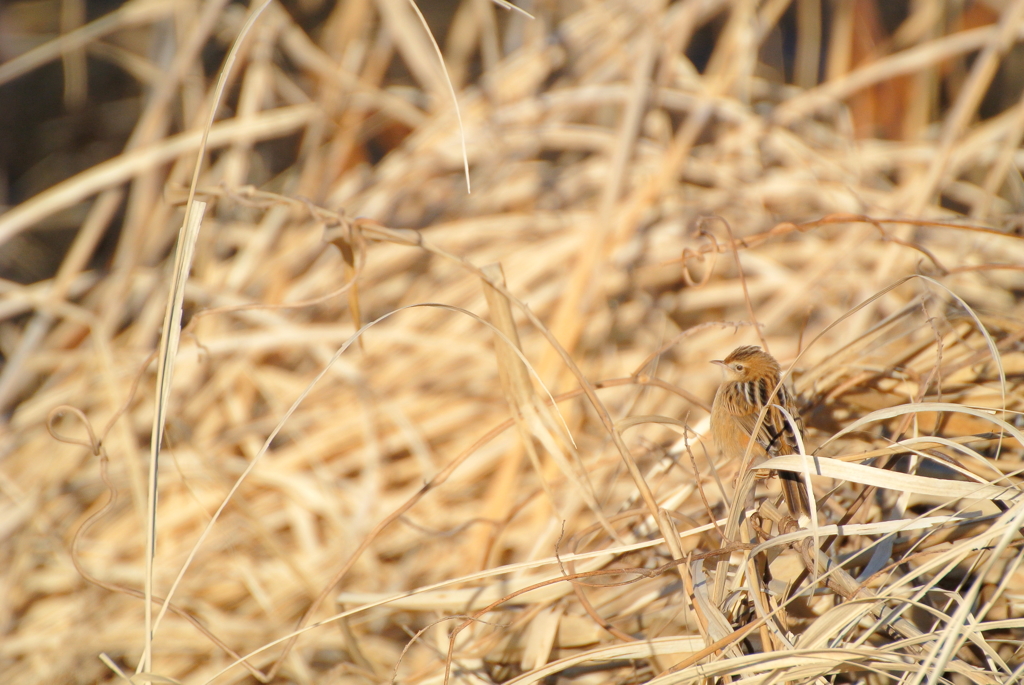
[3,0,1024,683]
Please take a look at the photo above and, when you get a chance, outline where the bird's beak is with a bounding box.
[710,360,726,368]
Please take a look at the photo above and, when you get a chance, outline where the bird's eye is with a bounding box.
[732,363,744,372]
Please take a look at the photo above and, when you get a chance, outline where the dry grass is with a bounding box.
[3,0,1024,684]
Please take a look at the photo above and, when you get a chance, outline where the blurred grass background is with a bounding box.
[2,0,1024,683]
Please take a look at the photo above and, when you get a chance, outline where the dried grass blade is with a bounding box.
[764,454,1022,502]
[502,636,706,685]
[402,0,471,192]
[823,402,1024,449]
[142,199,205,674]
[141,0,274,673]
[913,502,1024,685]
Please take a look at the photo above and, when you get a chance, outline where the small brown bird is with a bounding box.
[710,345,809,517]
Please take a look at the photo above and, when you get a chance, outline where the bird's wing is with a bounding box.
[728,380,800,457]
[728,382,809,515]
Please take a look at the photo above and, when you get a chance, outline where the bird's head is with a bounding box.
[710,345,778,382]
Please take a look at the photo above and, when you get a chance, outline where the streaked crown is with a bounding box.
[715,345,780,381]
